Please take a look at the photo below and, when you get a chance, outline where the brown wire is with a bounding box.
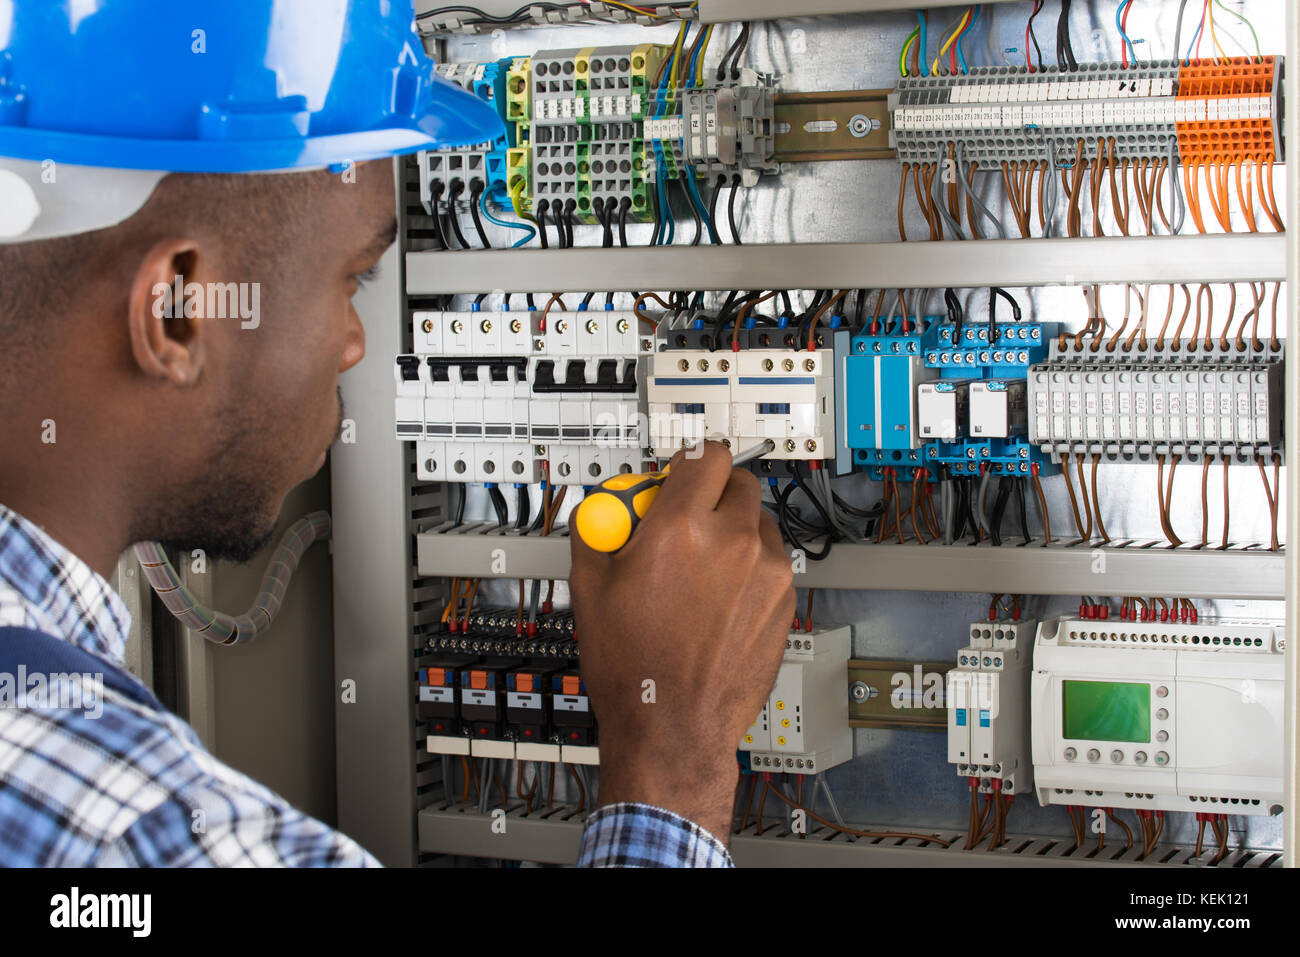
[1062,454,1087,543]
[897,164,910,241]
[1200,456,1211,549]
[1090,454,1109,543]
[1031,473,1053,544]
[1075,454,1093,541]
[761,780,953,847]
[1219,457,1230,550]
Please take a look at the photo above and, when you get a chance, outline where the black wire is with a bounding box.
[454,484,467,527]
[708,175,726,243]
[716,22,751,81]
[563,200,577,248]
[526,293,536,310]
[1015,478,1031,546]
[446,182,471,248]
[964,476,980,544]
[680,173,703,246]
[990,477,1014,547]
[618,198,631,247]
[488,486,510,528]
[1057,0,1078,71]
[780,290,794,318]
[527,489,546,533]
[791,462,841,540]
[989,287,1021,345]
[1028,1,1045,72]
[951,476,969,541]
[946,288,964,344]
[727,22,752,80]
[536,200,551,249]
[727,176,743,245]
[469,181,492,248]
[429,182,448,249]
[776,482,833,561]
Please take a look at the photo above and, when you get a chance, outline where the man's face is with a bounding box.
[153,160,395,561]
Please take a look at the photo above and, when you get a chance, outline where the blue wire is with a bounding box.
[682,170,720,244]
[1116,0,1137,64]
[917,10,929,76]
[957,5,981,75]
[478,188,536,248]
[1185,9,1204,62]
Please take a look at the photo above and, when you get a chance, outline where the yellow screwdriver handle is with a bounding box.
[572,470,666,553]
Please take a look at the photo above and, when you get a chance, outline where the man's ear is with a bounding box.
[127,238,205,386]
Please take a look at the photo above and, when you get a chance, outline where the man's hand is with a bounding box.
[570,441,796,844]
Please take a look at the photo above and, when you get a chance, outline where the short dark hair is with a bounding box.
[0,168,337,351]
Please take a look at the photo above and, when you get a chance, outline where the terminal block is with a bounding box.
[421,61,511,210]
[1027,341,1285,462]
[741,625,853,776]
[947,619,1035,795]
[680,73,778,187]
[891,57,1284,168]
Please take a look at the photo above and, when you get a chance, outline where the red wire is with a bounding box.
[1120,1,1132,68]
[1196,0,1209,60]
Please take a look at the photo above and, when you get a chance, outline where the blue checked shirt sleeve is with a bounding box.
[576,803,733,868]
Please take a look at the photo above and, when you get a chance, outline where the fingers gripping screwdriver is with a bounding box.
[572,439,776,553]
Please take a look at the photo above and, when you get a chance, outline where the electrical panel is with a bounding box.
[336,0,1296,871]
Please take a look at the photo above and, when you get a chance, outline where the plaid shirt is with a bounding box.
[0,505,730,867]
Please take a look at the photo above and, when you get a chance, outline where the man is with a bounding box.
[0,1,793,866]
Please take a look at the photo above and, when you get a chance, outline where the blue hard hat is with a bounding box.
[0,0,504,172]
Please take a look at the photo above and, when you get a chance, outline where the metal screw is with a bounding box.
[586,319,598,335]
[718,359,730,372]
[678,359,690,371]
[784,440,796,452]
[856,342,866,353]
[509,319,522,334]
[617,319,630,334]
[533,338,545,350]
[450,320,464,335]
[805,440,817,452]
[555,320,568,334]
[480,319,492,334]
[762,358,774,371]
[697,359,710,371]
[782,358,795,372]
[803,358,816,371]
[849,681,870,703]
[421,318,434,334]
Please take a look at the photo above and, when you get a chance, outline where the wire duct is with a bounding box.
[133,511,331,646]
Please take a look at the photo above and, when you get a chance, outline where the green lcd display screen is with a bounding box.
[1062,681,1151,743]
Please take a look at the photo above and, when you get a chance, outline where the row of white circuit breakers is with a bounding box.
[949,616,1285,816]
[394,309,838,482]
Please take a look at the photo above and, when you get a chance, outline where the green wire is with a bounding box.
[1213,0,1262,60]
[899,26,919,76]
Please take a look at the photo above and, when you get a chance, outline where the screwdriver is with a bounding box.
[572,438,777,553]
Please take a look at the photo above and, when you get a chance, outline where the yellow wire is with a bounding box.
[510,178,537,225]
[1208,2,1227,63]
[901,33,918,74]
[932,7,972,75]
[694,23,715,87]
[596,0,684,20]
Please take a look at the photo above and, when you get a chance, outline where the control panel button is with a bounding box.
[1155,751,1169,765]
[1134,751,1148,764]
[1064,747,1077,761]
[1155,685,1169,698]
[1156,730,1169,743]
[1087,748,1100,762]
[1155,707,1168,720]
[1110,749,1124,763]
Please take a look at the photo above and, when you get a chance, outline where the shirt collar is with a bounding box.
[0,504,131,664]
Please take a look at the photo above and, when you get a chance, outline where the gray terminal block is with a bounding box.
[531,49,584,126]
[1028,350,1284,462]
[891,61,1183,167]
[681,80,778,185]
